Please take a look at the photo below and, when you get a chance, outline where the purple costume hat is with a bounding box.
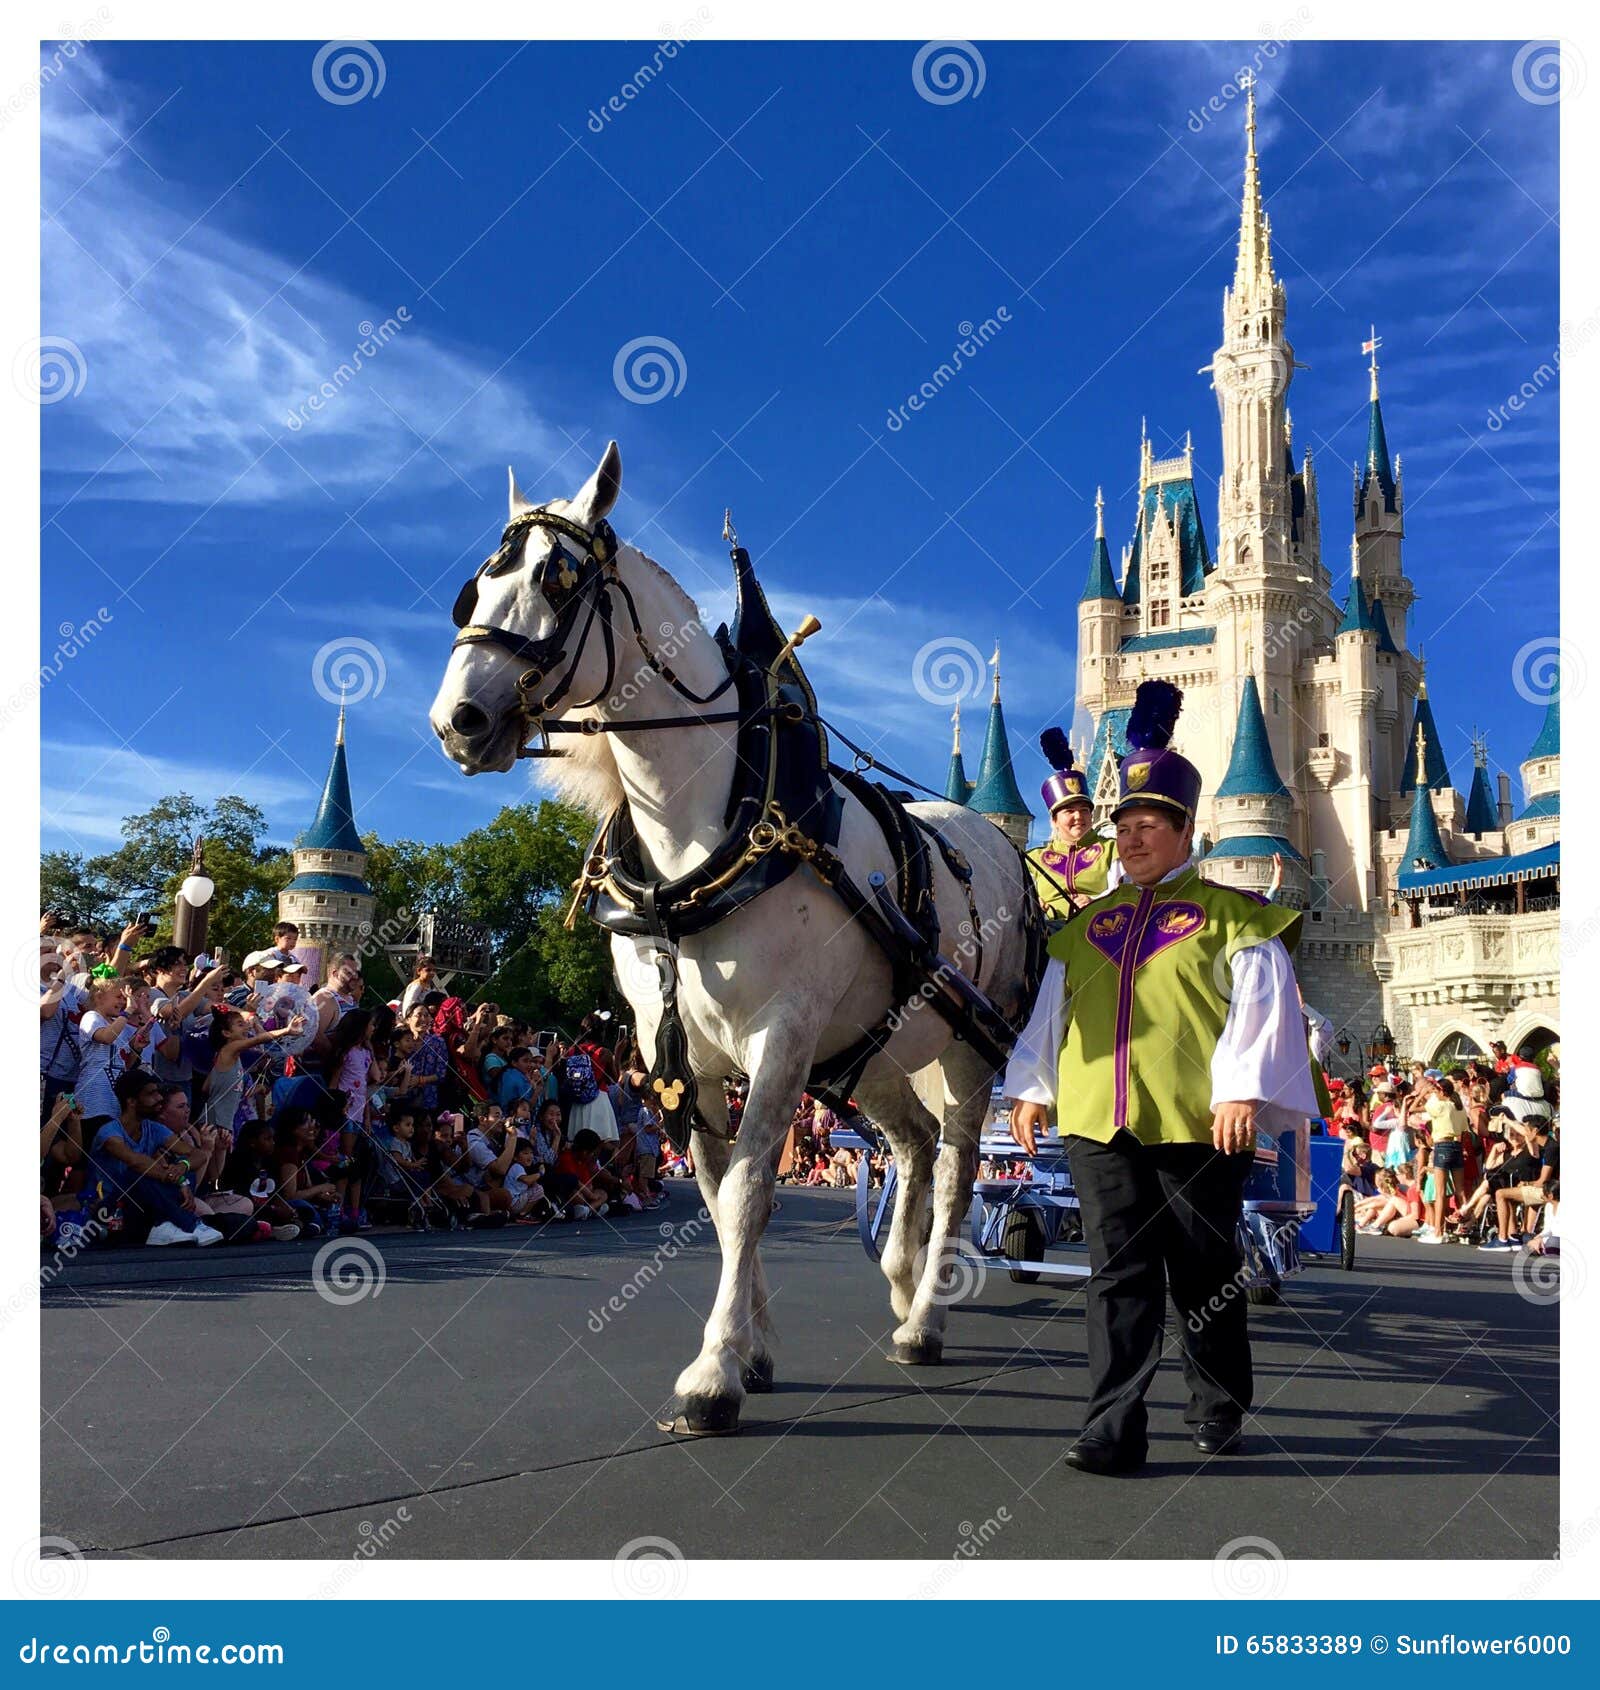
[1039,726,1090,814]
[1111,680,1201,822]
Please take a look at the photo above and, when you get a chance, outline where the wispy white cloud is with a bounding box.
[41,49,565,509]
[41,736,317,850]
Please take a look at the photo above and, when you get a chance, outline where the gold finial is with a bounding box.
[951,701,962,755]
[1414,721,1428,785]
[722,507,737,547]
[336,684,347,746]
[990,641,1001,703]
[1417,648,1427,697]
[1094,486,1105,540]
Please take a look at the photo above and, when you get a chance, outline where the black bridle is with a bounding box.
[450,507,738,756]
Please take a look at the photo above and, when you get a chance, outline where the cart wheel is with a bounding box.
[1246,1283,1281,1306]
[1339,1189,1357,1271]
[1002,1209,1044,1284]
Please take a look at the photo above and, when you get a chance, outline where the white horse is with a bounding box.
[430,442,1037,1435]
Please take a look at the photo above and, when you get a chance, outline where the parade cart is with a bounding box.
[851,1111,1349,1300]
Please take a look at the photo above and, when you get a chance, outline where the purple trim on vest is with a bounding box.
[1041,841,1104,893]
[1111,887,1158,1128]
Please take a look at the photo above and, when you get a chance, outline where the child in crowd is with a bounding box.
[504,1138,551,1221]
[549,1127,624,1220]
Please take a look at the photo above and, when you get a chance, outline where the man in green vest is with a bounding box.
[1005,681,1316,1475]
[1026,727,1119,926]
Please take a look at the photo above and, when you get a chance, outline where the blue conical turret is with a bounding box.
[1464,732,1498,833]
[1080,486,1119,602]
[1357,334,1398,514]
[1216,676,1288,798]
[300,703,365,853]
[1401,724,1449,872]
[967,652,1031,827]
[943,704,971,805]
[1399,671,1450,792]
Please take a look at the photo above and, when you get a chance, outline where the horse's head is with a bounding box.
[430,440,623,774]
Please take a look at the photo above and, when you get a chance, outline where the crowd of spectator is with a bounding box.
[39,916,679,1254]
[1329,1048,1561,1259]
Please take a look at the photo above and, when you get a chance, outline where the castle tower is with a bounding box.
[1464,731,1499,835]
[1123,434,1212,636]
[943,703,972,805]
[1204,673,1305,902]
[967,646,1033,848]
[1353,329,1413,652]
[1327,575,1380,911]
[1207,72,1295,586]
[279,702,376,981]
[1506,686,1560,853]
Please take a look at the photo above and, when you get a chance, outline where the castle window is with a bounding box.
[315,895,327,906]
[1318,731,1329,747]
[1150,601,1170,628]
[1272,688,1281,714]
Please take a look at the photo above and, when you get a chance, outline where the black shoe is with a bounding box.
[1063,1439,1145,1476]
[1193,1419,1244,1456]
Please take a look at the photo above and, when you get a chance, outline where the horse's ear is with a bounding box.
[573,440,622,523]
[508,465,533,518]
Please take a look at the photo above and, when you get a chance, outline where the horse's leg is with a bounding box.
[890,1045,994,1365]
[683,1089,776,1394]
[662,1026,810,1435]
[851,1069,938,1324]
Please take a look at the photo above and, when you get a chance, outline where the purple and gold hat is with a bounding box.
[1111,680,1202,822]
[1039,727,1090,814]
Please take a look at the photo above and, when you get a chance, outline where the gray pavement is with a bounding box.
[41,1186,1558,1560]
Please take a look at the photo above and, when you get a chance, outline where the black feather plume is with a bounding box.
[1039,725,1074,772]
[1125,680,1183,751]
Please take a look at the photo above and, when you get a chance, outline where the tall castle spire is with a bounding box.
[1234,70,1276,296]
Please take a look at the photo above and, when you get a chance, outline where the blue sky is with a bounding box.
[39,38,1559,856]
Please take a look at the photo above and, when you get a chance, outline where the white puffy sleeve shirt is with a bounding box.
[1003,937,1318,1135]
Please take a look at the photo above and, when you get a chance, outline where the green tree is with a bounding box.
[73,793,290,954]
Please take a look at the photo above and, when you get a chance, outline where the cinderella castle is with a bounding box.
[943,76,1560,1069]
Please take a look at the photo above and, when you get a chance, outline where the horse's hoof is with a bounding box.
[656,1393,742,1437]
[742,1355,775,1394]
[889,1338,944,1366]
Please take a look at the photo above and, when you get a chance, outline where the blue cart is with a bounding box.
[854,1114,1345,1298]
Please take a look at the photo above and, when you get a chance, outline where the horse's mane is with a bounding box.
[537,538,701,819]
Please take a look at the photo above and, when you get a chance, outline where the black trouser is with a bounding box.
[1066,1130,1254,1456]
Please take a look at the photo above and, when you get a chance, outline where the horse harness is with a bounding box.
[450,509,1046,1139]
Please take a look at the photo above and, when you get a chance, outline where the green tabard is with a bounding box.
[1046,868,1303,1148]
